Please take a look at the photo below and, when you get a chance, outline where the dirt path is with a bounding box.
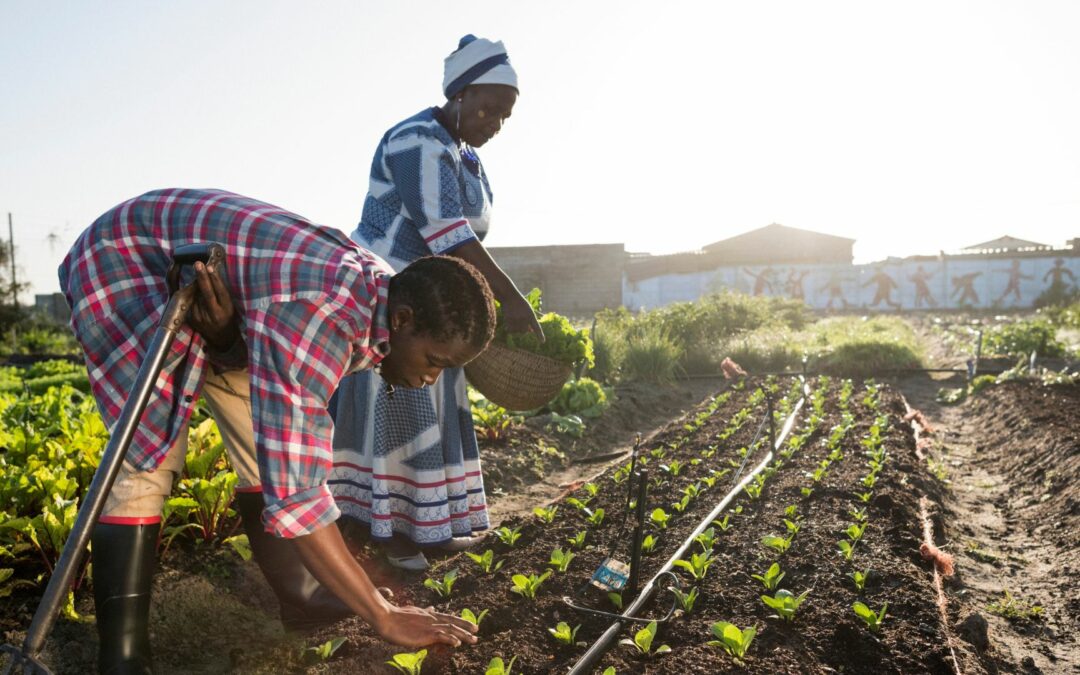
[898,373,1079,674]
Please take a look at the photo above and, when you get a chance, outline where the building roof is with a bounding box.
[702,223,854,252]
[962,235,1051,253]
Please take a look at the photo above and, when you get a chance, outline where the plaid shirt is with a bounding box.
[59,189,392,538]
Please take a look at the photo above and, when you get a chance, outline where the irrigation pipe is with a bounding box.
[566,381,808,675]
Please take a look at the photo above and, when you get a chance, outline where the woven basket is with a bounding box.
[465,342,573,411]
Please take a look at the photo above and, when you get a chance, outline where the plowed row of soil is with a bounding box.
[314,378,954,674]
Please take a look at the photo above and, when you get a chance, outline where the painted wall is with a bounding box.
[623,255,1080,311]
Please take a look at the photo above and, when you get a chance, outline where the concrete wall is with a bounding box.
[488,244,625,317]
[624,253,1080,311]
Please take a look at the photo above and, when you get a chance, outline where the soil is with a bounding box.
[898,374,1080,674]
[291,378,962,674]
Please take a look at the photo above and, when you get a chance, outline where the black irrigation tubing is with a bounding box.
[566,379,809,675]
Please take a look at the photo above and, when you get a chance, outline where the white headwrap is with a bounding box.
[442,34,518,99]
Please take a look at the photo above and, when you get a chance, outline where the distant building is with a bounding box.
[487,244,625,317]
[960,235,1053,255]
[34,293,70,324]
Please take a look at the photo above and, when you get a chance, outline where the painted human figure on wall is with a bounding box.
[743,267,777,296]
[819,271,851,310]
[784,269,809,301]
[951,271,982,306]
[1043,258,1076,290]
[995,259,1033,304]
[864,267,901,309]
[909,265,937,308]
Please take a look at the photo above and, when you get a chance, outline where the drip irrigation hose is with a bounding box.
[566,380,808,675]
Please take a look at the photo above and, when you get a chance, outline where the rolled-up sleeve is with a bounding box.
[385,131,478,254]
[246,300,353,538]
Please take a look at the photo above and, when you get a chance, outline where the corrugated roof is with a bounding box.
[962,235,1050,252]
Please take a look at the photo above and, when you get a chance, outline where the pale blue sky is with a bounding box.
[3,1,1079,301]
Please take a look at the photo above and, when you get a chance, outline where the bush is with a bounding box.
[982,320,1065,358]
[620,324,684,384]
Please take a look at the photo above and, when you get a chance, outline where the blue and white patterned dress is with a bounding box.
[329,108,492,546]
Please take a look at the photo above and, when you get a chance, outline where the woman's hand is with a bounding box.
[373,603,479,648]
[503,292,544,341]
[188,261,240,351]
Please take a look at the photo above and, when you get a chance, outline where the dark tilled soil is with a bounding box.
[303,379,957,674]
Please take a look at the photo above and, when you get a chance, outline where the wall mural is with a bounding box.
[623,255,1080,311]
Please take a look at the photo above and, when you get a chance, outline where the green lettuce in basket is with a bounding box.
[495,289,594,368]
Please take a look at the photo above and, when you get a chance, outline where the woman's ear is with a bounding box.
[390,305,414,333]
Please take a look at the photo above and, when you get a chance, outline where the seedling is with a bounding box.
[565,497,590,511]
[852,601,888,633]
[713,514,731,532]
[761,589,810,622]
[801,487,815,498]
[751,562,785,591]
[466,549,504,574]
[673,551,714,581]
[641,533,658,554]
[707,621,755,663]
[849,569,868,592]
[683,482,701,500]
[548,621,582,646]
[387,648,427,674]
[533,505,558,524]
[848,507,868,523]
[694,527,717,552]
[837,540,856,561]
[760,534,792,555]
[861,473,877,489]
[460,607,489,627]
[567,530,587,549]
[986,589,1044,621]
[548,547,576,573]
[649,447,667,460]
[660,460,684,477]
[853,490,873,503]
[423,569,457,598]
[494,525,522,547]
[670,495,691,513]
[742,482,763,500]
[670,585,699,613]
[484,655,518,675]
[510,570,552,600]
[585,507,606,528]
[583,482,599,497]
[650,508,671,529]
[783,505,798,519]
[619,620,671,655]
[302,637,346,665]
[607,591,624,610]
[783,518,801,535]
[845,522,866,543]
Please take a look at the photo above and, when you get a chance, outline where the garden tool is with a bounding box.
[1,243,226,675]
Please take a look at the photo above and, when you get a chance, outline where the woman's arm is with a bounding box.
[449,239,543,338]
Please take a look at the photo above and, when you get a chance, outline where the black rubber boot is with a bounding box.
[92,522,158,675]
[234,492,354,631]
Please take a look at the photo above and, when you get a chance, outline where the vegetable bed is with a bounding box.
[315,377,954,674]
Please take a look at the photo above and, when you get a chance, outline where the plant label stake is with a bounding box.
[766,393,776,450]
[627,468,649,595]
[590,558,630,593]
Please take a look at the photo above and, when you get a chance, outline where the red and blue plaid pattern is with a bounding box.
[59,188,391,537]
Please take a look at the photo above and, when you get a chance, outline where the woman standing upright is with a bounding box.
[330,35,541,570]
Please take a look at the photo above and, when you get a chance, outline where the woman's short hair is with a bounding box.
[389,255,496,350]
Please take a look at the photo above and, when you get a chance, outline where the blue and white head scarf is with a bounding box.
[442,34,518,99]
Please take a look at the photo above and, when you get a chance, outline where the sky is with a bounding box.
[3,1,1079,302]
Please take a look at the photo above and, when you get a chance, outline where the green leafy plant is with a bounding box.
[551,377,609,418]
[837,540,856,561]
[672,551,714,581]
[844,522,866,543]
[650,508,670,529]
[670,585,699,613]
[386,648,427,674]
[533,505,558,524]
[850,569,869,592]
[302,637,347,665]
[548,547,576,573]
[760,534,792,556]
[783,518,801,536]
[751,562,785,591]
[853,490,873,503]
[565,497,590,511]
[548,621,582,646]
[619,620,671,655]
[585,507,606,528]
[499,288,594,368]
[848,507,868,522]
[567,530,587,549]
[484,655,518,675]
[801,487,814,498]
[694,527,716,552]
[466,549,504,574]
[660,460,684,477]
[852,601,888,633]
[510,570,552,600]
[641,534,658,554]
[608,591,624,610]
[460,607,489,627]
[707,621,756,663]
[494,525,522,547]
[713,514,731,532]
[761,589,810,622]
[423,569,457,598]
[986,589,1044,621]
[670,495,691,513]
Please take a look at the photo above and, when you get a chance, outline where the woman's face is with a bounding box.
[378,307,481,388]
[457,84,517,147]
